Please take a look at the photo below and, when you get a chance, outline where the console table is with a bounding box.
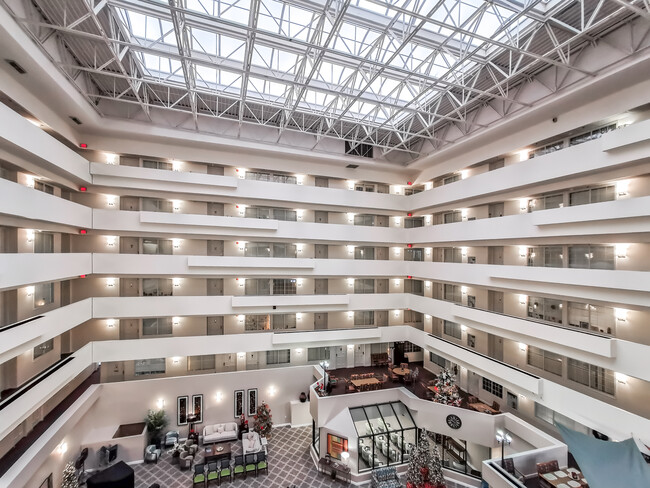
[318,458,351,484]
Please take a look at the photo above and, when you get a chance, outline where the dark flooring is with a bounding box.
[0,367,100,477]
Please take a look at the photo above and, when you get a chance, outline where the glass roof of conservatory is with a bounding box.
[19,0,647,158]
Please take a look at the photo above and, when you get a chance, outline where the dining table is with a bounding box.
[540,467,589,488]
[392,367,411,376]
[351,377,380,387]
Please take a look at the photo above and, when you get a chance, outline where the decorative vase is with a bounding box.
[299,392,307,403]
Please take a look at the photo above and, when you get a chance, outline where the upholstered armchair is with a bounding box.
[144,444,161,464]
[164,431,180,448]
[179,450,194,470]
[183,438,198,456]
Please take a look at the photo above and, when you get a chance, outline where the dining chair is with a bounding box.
[256,451,268,475]
[218,458,232,485]
[233,455,245,480]
[206,461,218,486]
[193,464,206,487]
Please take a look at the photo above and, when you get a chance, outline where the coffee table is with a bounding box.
[204,443,231,464]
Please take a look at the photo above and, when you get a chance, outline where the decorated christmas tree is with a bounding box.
[406,430,446,488]
[253,401,273,439]
[431,368,461,407]
[62,461,78,488]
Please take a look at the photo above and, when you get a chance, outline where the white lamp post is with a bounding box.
[496,430,512,468]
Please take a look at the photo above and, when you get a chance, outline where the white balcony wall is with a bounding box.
[0,253,91,290]
[0,178,92,228]
[0,102,90,185]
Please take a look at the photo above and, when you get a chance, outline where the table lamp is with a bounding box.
[340,451,350,466]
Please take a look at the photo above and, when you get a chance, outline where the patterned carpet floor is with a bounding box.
[134,426,367,488]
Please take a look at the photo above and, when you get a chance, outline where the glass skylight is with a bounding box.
[104,0,593,151]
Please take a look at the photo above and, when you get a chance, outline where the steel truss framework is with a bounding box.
[5,0,650,158]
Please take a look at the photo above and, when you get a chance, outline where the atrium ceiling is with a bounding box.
[4,0,649,162]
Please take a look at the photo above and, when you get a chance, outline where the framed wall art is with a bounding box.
[177,395,189,426]
[192,394,203,424]
[234,389,245,418]
[247,388,258,416]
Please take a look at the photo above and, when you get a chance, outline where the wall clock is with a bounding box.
[446,414,462,430]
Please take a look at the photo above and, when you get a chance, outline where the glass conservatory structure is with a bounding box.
[351,401,417,472]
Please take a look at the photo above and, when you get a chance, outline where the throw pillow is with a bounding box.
[217,425,225,433]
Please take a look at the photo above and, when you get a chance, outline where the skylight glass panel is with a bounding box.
[247,77,288,103]
[195,65,242,94]
[118,9,176,46]
[334,23,381,57]
[139,53,184,81]
[258,0,320,42]
[251,45,299,74]
[186,0,251,26]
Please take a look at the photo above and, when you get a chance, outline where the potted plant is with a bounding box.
[144,409,169,448]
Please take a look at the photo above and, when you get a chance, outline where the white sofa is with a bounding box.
[202,422,238,444]
[242,432,263,455]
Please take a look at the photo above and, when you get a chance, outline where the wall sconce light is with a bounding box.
[393,186,401,195]
[347,344,354,350]
[236,168,246,178]
[216,391,223,402]
[519,342,527,352]
[616,180,629,196]
[296,209,304,220]
[425,314,431,320]
[171,160,181,171]
[105,153,118,164]
[268,386,277,396]
[106,236,116,247]
[615,372,628,384]
[26,285,35,297]
[347,180,355,190]
[237,278,245,286]
[296,348,303,354]
[393,247,401,256]
[519,246,527,257]
[172,278,181,287]
[172,357,180,365]
[296,313,302,320]
[519,294,527,304]
[348,311,354,319]
[237,352,245,359]
[460,247,468,256]
[347,278,355,287]
[106,278,116,287]
[296,175,304,185]
[26,175,36,188]
[615,244,628,258]
[172,200,181,211]
[425,215,432,225]
[106,195,116,206]
[394,310,400,317]
[460,170,469,179]
[615,308,628,322]
[157,398,165,409]
[347,245,355,254]
[296,243,304,253]
[26,230,34,243]
[172,317,180,326]
[425,247,432,256]
[236,241,246,251]
[172,238,181,249]
[347,212,355,222]
[107,319,116,328]
[461,209,468,219]
[237,314,245,323]
[461,325,467,332]
[461,286,467,294]
[57,442,68,455]
[394,216,401,225]
[518,149,530,161]
[393,279,400,287]
[519,198,528,211]
[425,281,431,288]
[425,182,433,190]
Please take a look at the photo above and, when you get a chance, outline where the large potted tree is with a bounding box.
[144,409,169,448]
